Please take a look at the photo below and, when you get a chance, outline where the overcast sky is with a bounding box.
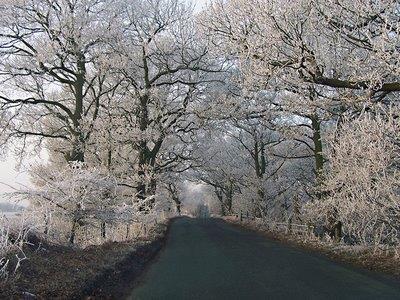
[193,0,209,10]
[0,166,26,205]
[0,0,210,204]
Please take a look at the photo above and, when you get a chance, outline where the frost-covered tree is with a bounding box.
[108,0,220,202]
[1,0,399,256]
[201,0,400,228]
[17,162,124,244]
[193,134,239,215]
[203,0,400,97]
[305,106,400,246]
[0,0,120,162]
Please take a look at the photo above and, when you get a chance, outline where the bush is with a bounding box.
[0,214,30,282]
[305,106,400,247]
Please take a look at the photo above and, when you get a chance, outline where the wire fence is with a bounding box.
[231,211,315,237]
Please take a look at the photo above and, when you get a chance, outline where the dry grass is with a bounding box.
[224,217,400,280]
[0,222,169,299]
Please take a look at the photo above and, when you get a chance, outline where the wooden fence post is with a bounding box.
[334,221,342,242]
[126,223,131,240]
[286,217,292,234]
[307,223,313,237]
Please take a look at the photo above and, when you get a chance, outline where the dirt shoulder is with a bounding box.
[0,221,171,299]
[223,217,400,282]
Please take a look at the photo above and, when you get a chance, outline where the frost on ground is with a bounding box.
[0,213,30,282]
[0,216,169,299]
[0,0,400,296]
[225,216,400,279]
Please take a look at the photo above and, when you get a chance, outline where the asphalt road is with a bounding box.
[129,217,400,300]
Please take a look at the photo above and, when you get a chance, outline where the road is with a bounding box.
[129,217,400,300]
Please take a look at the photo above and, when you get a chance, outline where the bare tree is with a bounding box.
[112,0,220,203]
[0,0,119,162]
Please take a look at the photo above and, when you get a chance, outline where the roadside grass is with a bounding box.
[0,222,169,299]
[223,217,400,281]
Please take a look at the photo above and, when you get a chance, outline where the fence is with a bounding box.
[232,211,314,237]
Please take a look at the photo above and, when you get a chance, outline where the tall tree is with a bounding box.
[113,0,219,202]
[0,0,119,162]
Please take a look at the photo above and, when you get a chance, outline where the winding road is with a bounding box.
[130,218,400,300]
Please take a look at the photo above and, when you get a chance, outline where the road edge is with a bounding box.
[222,217,400,285]
[79,218,179,299]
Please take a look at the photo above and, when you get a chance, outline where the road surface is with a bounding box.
[130,218,400,300]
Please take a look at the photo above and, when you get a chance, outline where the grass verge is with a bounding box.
[0,221,170,299]
[224,217,400,281]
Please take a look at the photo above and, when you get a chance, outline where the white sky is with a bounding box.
[193,0,209,12]
[0,157,31,204]
[0,0,210,205]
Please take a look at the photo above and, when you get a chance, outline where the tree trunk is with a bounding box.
[69,143,85,162]
[136,143,148,202]
[311,114,324,186]
[254,137,266,217]
[148,178,157,198]
[126,223,130,240]
[257,187,265,207]
[334,221,343,242]
[69,218,78,245]
[225,187,233,214]
[44,213,50,235]
[214,188,225,216]
[101,221,106,239]
[176,203,181,215]
[68,52,86,164]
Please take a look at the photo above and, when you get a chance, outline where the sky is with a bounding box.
[0,0,210,206]
[0,153,43,206]
[0,158,29,205]
[193,0,209,13]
